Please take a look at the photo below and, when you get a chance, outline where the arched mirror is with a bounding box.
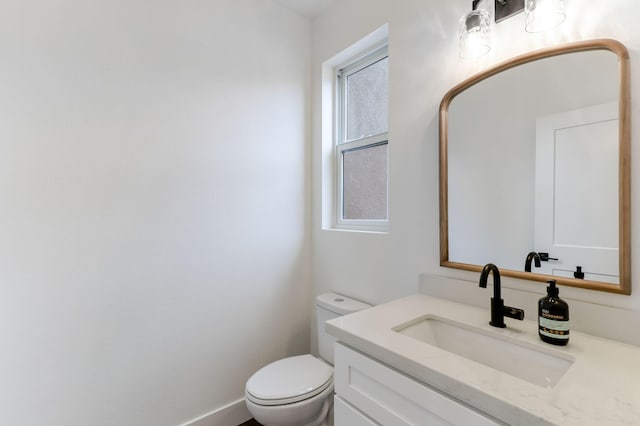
[440,39,631,294]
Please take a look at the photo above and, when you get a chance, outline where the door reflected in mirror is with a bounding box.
[440,39,631,294]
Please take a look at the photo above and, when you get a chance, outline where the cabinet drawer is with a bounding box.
[334,396,379,426]
[334,343,500,426]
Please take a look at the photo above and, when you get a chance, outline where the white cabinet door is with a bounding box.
[334,396,379,426]
[334,343,500,426]
[534,102,619,283]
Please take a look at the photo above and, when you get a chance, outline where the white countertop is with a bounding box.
[326,294,640,425]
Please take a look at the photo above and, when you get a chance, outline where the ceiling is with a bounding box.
[273,0,337,19]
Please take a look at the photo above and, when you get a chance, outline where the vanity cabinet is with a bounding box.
[334,396,378,426]
[333,343,500,426]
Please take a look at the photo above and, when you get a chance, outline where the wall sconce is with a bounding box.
[459,0,566,59]
[458,0,491,59]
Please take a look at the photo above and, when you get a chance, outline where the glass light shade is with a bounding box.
[459,8,491,59]
[525,0,566,33]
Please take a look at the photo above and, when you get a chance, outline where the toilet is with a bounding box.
[245,292,371,426]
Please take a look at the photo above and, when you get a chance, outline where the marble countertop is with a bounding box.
[326,294,640,425]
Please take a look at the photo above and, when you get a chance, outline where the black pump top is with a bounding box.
[547,280,559,296]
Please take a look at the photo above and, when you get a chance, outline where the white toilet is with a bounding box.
[245,292,371,426]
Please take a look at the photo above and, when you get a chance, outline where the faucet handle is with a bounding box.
[538,252,559,262]
[503,306,525,321]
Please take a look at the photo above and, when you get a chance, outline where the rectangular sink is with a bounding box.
[393,315,574,388]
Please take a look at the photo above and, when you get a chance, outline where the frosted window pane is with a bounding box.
[343,144,388,220]
[346,57,388,141]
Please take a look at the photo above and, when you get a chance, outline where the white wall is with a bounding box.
[311,0,640,351]
[0,1,311,425]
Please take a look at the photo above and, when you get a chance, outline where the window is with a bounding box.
[335,45,389,231]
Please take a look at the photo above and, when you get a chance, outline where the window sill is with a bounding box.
[330,222,389,234]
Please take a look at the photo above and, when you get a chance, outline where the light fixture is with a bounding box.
[460,0,566,58]
[524,0,566,32]
[459,0,491,59]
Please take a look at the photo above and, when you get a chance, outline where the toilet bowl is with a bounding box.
[245,293,371,426]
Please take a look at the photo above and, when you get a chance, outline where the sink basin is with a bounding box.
[393,315,574,388]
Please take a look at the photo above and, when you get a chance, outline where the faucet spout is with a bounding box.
[479,263,524,328]
[479,263,501,301]
[525,251,542,272]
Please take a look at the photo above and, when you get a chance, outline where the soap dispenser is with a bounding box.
[538,280,569,346]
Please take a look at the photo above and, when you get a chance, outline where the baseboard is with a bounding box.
[181,397,251,426]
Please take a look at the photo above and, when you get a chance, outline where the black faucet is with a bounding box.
[524,251,541,272]
[478,263,525,328]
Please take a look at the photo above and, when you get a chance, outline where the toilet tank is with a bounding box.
[316,292,371,365]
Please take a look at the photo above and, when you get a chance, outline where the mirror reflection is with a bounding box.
[440,40,630,294]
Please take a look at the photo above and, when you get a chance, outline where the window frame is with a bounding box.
[334,44,389,232]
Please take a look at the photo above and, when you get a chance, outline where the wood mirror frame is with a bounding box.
[439,39,631,294]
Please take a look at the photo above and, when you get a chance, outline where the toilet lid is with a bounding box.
[245,355,333,406]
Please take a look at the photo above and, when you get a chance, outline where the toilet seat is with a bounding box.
[246,355,333,406]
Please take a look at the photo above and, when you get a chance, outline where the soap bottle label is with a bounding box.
[539,315,569,340]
